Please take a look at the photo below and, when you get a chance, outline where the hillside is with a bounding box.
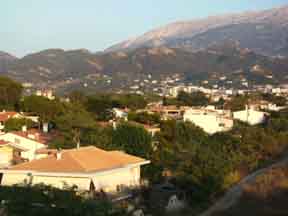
[0,51,17,73]
[200,156,288,216]
[106,5,288,57]
[2,44,288,94]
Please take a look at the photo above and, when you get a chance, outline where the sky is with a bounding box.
[2,0,288,57]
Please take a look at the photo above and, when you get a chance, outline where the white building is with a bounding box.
[36,89,55,100]
[112,108,128,120]
[183,107,234,134]
[0,146,150,192]
[0,130,48,161]
[233,107,268,125]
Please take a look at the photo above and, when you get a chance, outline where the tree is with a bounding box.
[164,91,209,107]
[81,126,113,149]
[111,122,152,158]
[0,185,126,216]
[53,103,96,149]
[4,118,34,132]
[67,90,87,105]
[128,111,161,125]
[85,93,148,120]
[261,93,287,106]
[21,96,62,122]
[85,95,114,121]
[225,94,249,111]
[178,91,209,106]
[0,76,22,110]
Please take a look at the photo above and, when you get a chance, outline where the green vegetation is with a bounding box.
[164,91,209,107]
[20,95,63,122]
[128,111,161,125]
[225,93,287,111]
[111,122,153,159]
[53,103,96,149]
[4,118,34,132]
[0,185,126,216]
[85,93,147,120]
[0,76,22,110]
[147,111,288,207]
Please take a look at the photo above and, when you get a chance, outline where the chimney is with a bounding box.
[56,149,62,160]
[43,122,49,133]
[245,105,249,111]
[22,125,27,132]
[112,120,117,130]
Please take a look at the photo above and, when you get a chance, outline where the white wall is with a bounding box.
[233,109,267,125]
[1,166,142,192]
[183,111,233,134]
[92,166,140,192]
[0,133,46,161]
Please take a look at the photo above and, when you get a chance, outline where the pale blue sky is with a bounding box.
[2,0,287,57]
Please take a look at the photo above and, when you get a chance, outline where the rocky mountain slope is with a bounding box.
[106,5,288,57]
[0,52,17,73]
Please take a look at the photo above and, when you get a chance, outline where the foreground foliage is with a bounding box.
[0,185,126,216]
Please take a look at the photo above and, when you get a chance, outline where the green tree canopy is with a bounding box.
[111,122,152,158]
[164,91,209,107]
[128,111,161,125]
[4,118,34,132]
[21,96,63,122]
[0,185,125,216]
[53,103,96,149]
[0,76,23,110]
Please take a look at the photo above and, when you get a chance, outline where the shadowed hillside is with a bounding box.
[200,157,288,216]
[2,43,288,94]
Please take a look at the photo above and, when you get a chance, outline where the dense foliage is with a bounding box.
[128,111,161,125]
[111,122,153,159]
[85,94,147,120]
[20,95,63,122]
[4,118,34,132]
[164,91,209,107]
[0,76,22,110]
[146,110,288,206]
[0,185,125,216]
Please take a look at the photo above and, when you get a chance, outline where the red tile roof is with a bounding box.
[11,129,54,145]
[0,140,9,145]
[0,112,18,122]
[9,146,149,173]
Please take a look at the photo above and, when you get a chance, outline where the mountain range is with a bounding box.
[1,5,288,94]
[106,5,288,57]
[0,51,18,74]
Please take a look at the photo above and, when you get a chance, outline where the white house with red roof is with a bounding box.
[0,146,150,192]
[0,129,50,161]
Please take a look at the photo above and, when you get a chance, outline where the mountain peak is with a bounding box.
[105,5,288,57]
[0,51,17,61]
